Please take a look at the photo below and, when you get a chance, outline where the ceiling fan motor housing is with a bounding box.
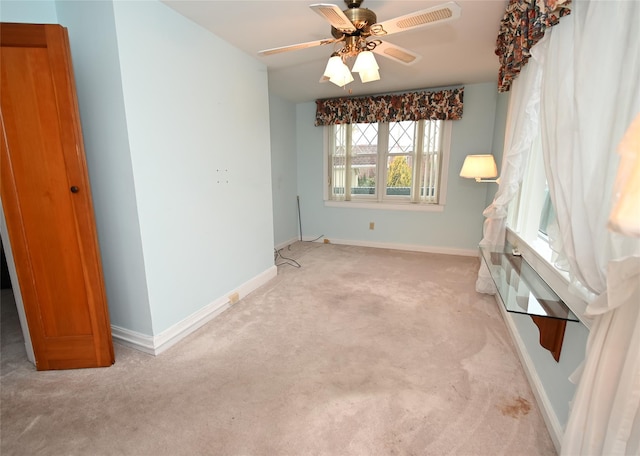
[331,6,377,39]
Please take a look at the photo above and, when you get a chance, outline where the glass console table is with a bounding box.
[479,245,578,361]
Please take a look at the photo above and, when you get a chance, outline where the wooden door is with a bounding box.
[0,23,114,370]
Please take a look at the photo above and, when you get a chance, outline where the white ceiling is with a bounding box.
[161,0,508,103]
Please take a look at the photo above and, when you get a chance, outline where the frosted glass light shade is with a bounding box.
[358,68,380,83]
[352,51,379,73]
[460,154,498,179]
[323,56,344,79]
[329,61,354,87]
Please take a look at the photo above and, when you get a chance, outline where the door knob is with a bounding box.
[70,186,79,193]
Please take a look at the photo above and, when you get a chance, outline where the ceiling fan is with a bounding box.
[258,0,462,87]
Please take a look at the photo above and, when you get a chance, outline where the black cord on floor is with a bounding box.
[274,248,301,268]
[303,234,324,243]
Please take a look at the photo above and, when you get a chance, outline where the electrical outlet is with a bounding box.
[323,239,330,244]
[369,222,375,230]
[228,292,239,304]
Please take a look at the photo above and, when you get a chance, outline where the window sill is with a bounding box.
[324,200,445,212]
[506,228,591,329]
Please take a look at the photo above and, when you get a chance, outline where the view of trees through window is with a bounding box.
[387,156,412,188]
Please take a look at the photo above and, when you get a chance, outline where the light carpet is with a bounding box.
[0,242,556,455]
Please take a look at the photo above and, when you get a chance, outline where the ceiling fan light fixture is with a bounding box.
[329,61,354,87]
[322,47,380,87]
[323,54,344,79]
[351,50,379,73]
[259,1,463,90]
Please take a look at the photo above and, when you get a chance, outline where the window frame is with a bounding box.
[323,120,452,212]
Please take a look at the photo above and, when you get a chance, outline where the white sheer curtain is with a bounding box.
[475,39,548,294]
[538,1,640,454]
[541,1,640,296]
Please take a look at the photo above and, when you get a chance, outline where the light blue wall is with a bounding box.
[3,0,274,337]
[111,1,274,334]
[486,91,510,208]
[511,312,588,426]
[0,0,57,22]
[55,0,153,334]
[295,83,498,252]
[269,94,299,247]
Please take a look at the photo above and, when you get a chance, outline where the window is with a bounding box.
[507,128,571,274]
[508,131,548,244]
[538,184,557,239]
[325,120,450,208]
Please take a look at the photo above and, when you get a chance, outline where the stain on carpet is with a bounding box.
[500,396,531,418]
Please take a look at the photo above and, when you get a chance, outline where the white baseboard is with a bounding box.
[302,236,477,257]
[111,265,278,356]
[111,325,156,355]
[274,237,299,251]
[494,294,563,453]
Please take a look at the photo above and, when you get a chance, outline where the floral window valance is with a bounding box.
[496,0,571,92]
[315,87,464,126]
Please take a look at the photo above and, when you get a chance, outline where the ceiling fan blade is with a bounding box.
[310,3,357,34]
[372,41,422,65]
[258,38,337,56]
[370,1,461,36]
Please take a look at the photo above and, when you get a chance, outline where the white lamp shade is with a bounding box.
[352,51,379,73]
[609,114,640,237]
[459,154,498,179]
[329,61,354,87]
[323,55,344,79]
[358,68,380,83]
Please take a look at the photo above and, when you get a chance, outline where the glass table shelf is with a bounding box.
[480,246,578,322]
